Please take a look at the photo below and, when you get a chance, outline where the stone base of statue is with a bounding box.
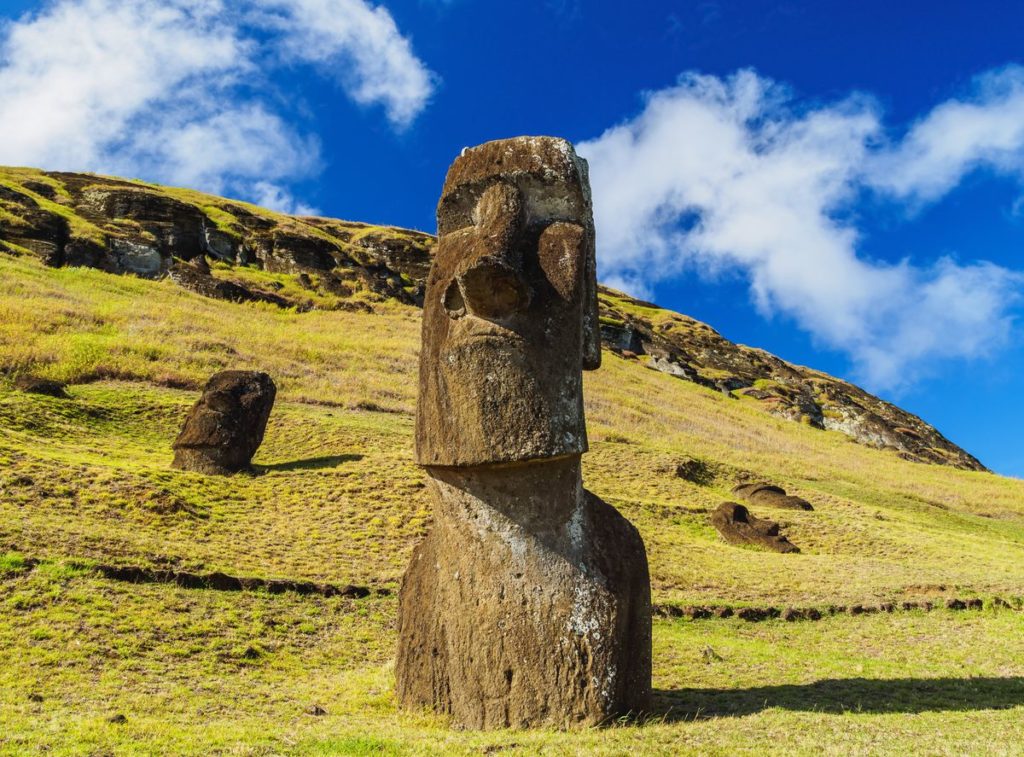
[396,458,651,729]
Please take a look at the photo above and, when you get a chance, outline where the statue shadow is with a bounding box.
[648,677,1024,722]
[254,454,363,472]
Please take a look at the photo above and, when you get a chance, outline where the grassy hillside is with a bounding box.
[2,251,1024,754]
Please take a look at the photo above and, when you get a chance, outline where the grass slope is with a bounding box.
[2,252,1024,754]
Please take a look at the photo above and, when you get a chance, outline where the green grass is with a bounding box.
[3,252,1024,752]
[1,567,1022,755]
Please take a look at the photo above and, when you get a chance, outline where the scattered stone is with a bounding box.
[684,606,712,620]
[710,502,800,553]
[13,377,70,399]
[172,370,276,475]
[731,482,814,511]
[397,137,652,729]
[307,704,328,716]
[737,607,769,622]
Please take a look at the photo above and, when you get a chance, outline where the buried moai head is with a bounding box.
[416,137,601,467]
[172,370,276,475]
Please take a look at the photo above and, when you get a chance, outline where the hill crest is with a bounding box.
[0,166,983,471]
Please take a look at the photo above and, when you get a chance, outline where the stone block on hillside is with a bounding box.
[731,482,814,511]
[711,501,800,553]
[171,370,276,475]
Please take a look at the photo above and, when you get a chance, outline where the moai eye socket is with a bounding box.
[443,279,466,319]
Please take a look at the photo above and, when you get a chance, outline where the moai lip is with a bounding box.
[397,137,652,729]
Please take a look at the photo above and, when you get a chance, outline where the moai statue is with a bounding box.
[171,370,276,474]
[396,137,652,729]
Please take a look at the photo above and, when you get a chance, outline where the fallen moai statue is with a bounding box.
[711,501,800,553]
[171,370,276,474]
[731,482,814,511]
[396,137,652,729]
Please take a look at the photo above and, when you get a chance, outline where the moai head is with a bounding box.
[172,370,276,474]
[416,137,601,467]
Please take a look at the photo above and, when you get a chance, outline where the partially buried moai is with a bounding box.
[396,137,652,729]
[171,370,276,475]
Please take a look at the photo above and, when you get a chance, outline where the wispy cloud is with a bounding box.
[578,68,1024,390]
[0,0,435,203]
[867,66,1024,203]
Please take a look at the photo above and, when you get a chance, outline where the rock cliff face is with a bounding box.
[0,167,984,471]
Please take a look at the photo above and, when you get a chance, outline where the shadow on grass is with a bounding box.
[255,454,363,472]
[652,677,1024,720]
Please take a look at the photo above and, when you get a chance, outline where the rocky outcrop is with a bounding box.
[0,169,432,305]
[397,138,651,729]
[167,259,292,308]
[710,502,800,553]
[597,293,985,471]
[0,165,984,470]
[172,370,277,475]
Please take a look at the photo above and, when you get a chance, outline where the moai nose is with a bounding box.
[456,257,531,319]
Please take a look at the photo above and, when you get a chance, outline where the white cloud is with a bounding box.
[252,181,321,216]
[0,0,434,204]
[260,0,437,129]
[867,66,1024,203]
[578,69,1024,390]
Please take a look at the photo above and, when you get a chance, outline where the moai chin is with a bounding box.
[396,137,652,729]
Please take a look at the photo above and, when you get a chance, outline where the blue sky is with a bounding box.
[2,0,1024,475]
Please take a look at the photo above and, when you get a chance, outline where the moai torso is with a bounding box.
[396,137,651,729]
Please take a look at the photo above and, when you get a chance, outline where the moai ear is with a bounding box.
[581,230,601,371]
[538,222,584,302]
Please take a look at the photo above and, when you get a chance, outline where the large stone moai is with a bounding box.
[171,370,276,474]
[396,137,652,729]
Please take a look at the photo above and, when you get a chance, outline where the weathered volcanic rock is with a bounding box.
[397,137,652,729]
[711,501,800,553]
[171,370,276,474]
[168,260,291,308]
[731,482,814,511]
